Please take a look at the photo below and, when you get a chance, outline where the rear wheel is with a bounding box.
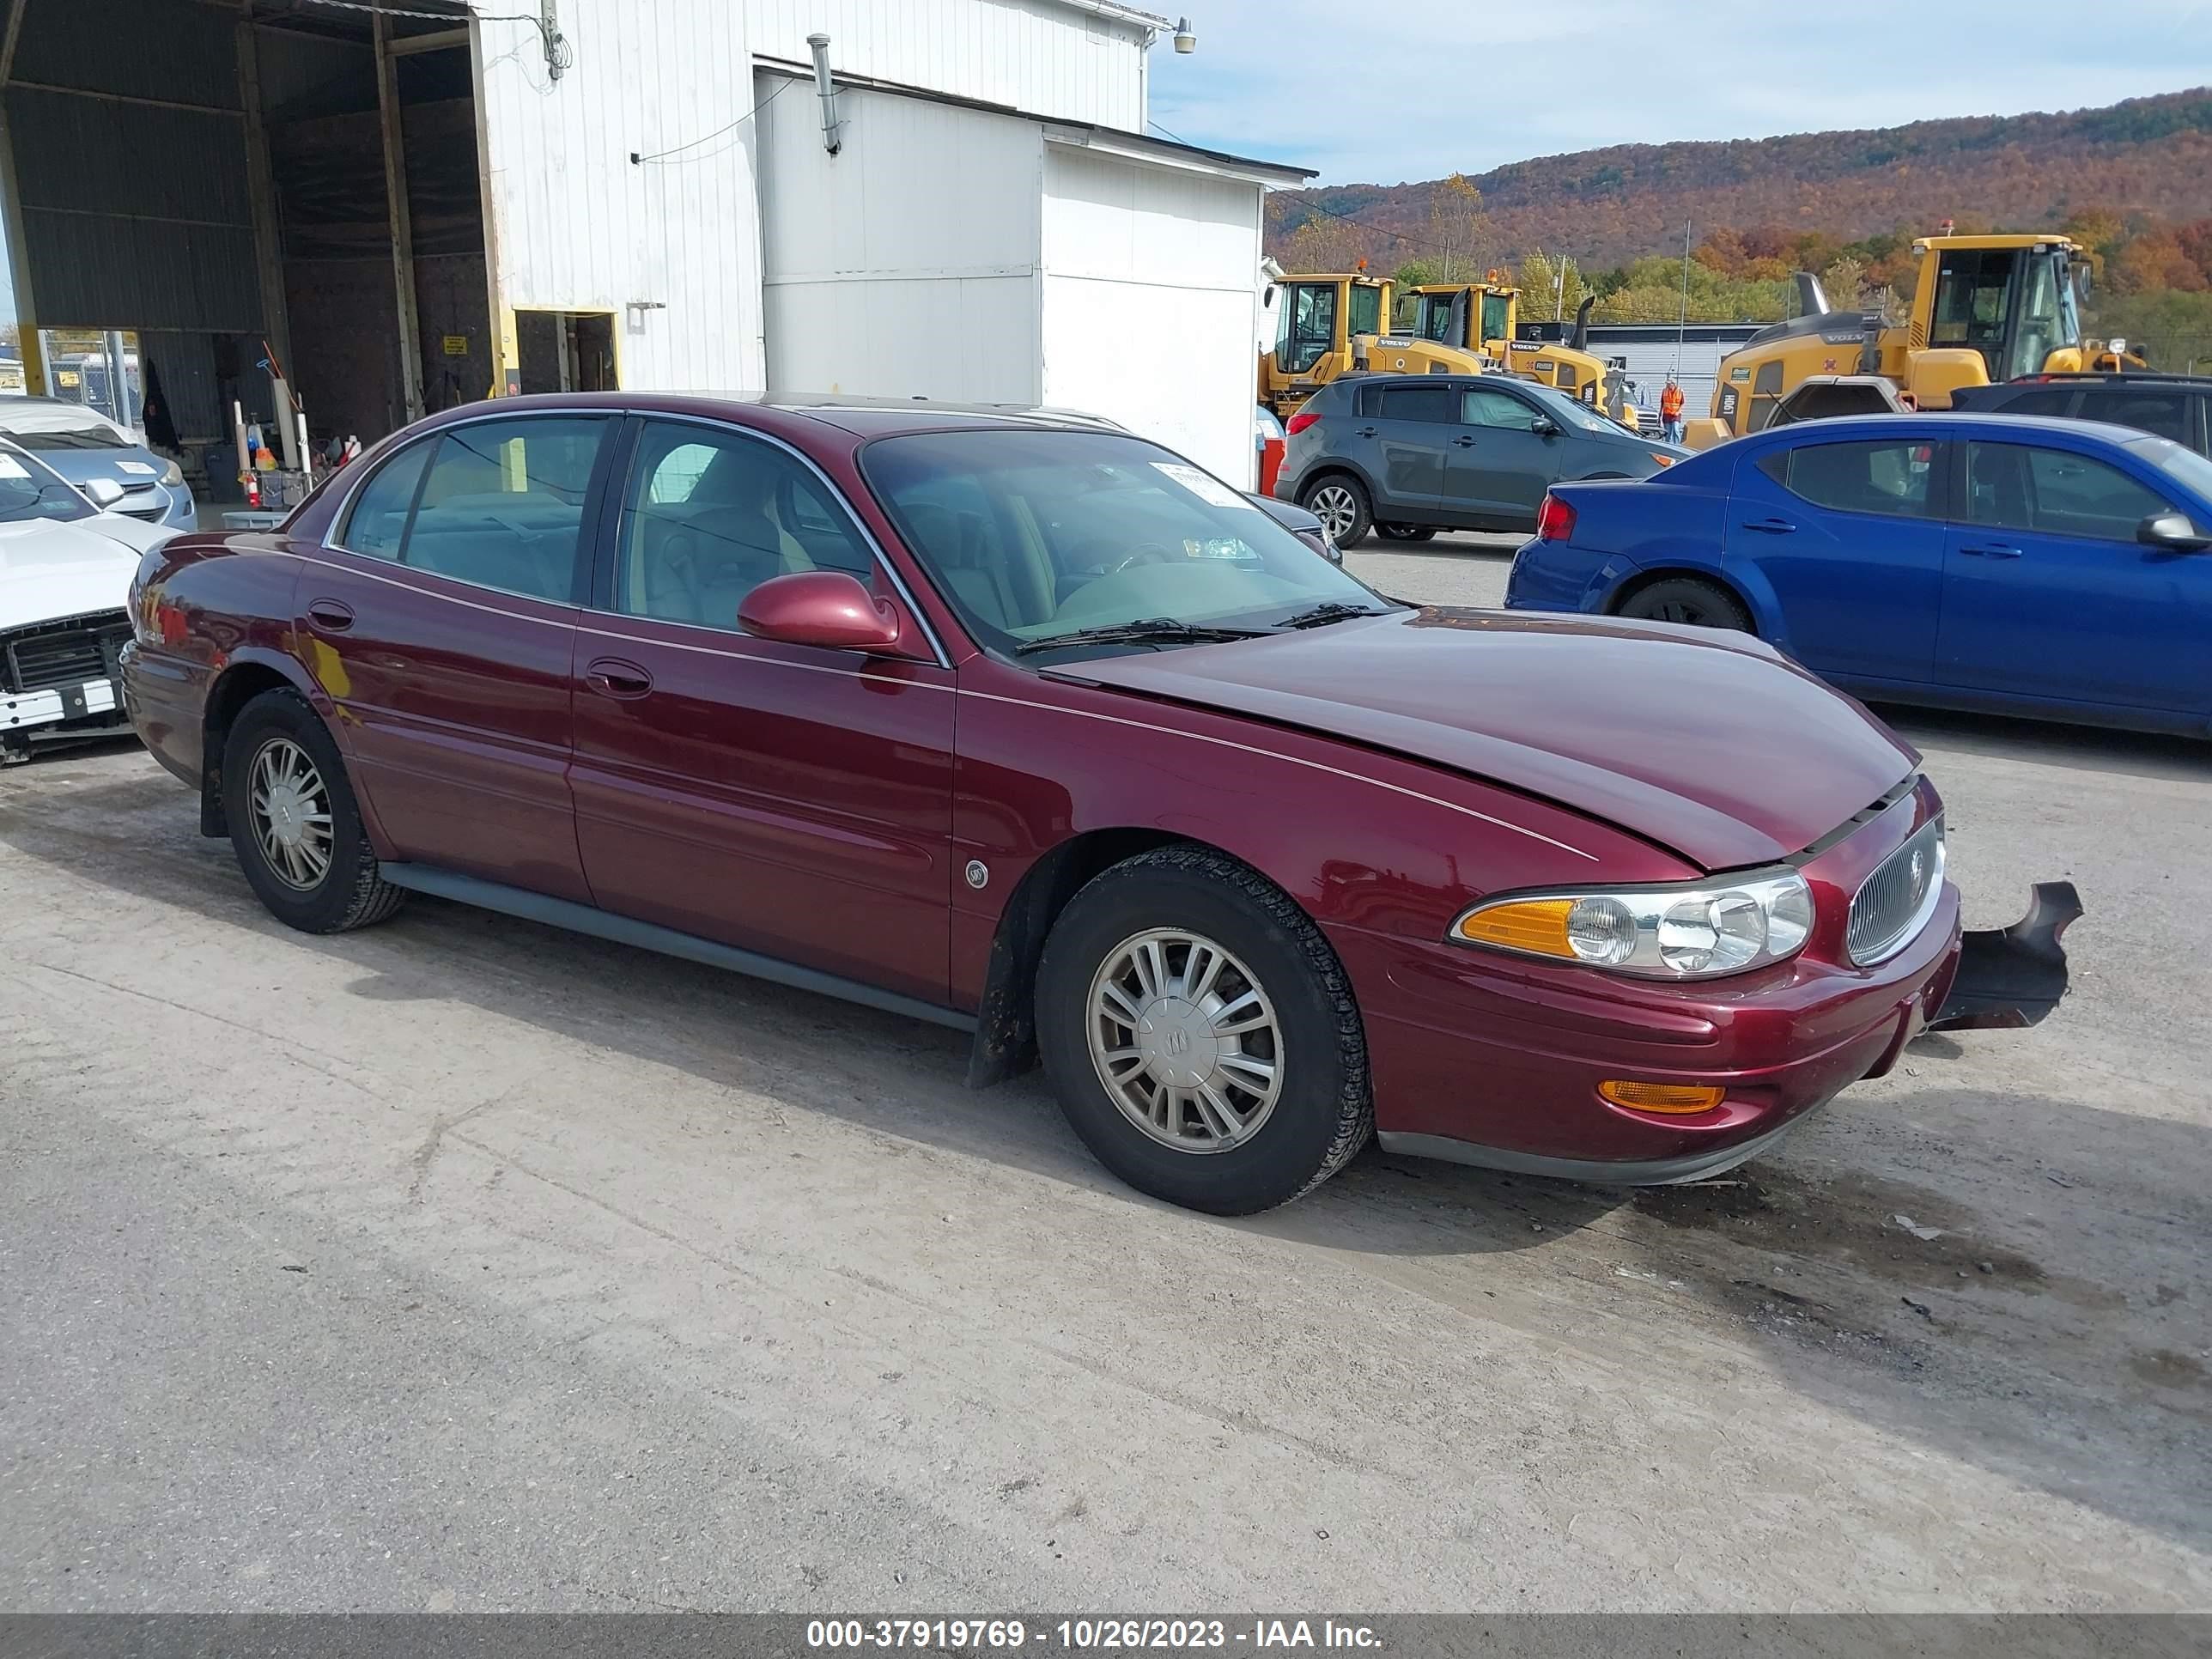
[1376,523,1436,543]
[222,689,406,934]
[1616,576,1753,632]
[1036,846,1372,1214]
[1299,476,1372,549]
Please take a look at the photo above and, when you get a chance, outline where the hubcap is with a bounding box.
[1307,485,1358,540]
[1086,928,1284,1154]
[249,737,334,891]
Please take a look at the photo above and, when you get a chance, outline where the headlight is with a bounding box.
[1451,869,1814,980]
[159,458,184,487]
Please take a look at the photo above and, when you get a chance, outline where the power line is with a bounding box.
[630,76,791,165]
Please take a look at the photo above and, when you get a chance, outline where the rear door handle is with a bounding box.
[1740,517,1796,534]
[306,599,355,632]
[1353,426,1377,438]
[1450,434,1477,447]
[585,657,654,698]
[1960,544,2023,559]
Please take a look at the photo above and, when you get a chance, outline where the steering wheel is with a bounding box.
[1103,542,1176,575]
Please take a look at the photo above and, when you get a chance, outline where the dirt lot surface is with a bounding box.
[3,533,2206,1611]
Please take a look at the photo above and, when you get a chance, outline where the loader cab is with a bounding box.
[1273,276,1387,375]
[1406,284,1517,355]
[1917,239,2084,386]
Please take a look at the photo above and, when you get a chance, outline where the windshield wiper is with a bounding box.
[1013,617,1270,655]
[1275,600,1385,629]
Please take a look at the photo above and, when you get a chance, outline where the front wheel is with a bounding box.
[1298,477,1373,549]
[222,688,407,934]
[1376,523,1436,543]
[1035,847,1373,1214]
[1616,576,1753,632]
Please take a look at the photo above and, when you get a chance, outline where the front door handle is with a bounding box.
[306,599,355,632]
[1960,544,2023,559]
[1451,434,1477,447]
[585,657,654,698]
[1740,517,1796,534]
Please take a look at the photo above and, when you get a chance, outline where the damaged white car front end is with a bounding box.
[0,441,177,765]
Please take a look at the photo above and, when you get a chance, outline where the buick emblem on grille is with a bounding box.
[1910,847,1927,891]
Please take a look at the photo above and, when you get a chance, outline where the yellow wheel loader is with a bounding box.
[1402,281,1644,432]
[1257,272,1488,418]
[1696,233,2116,447]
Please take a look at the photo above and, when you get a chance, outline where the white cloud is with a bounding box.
[1145,0,2212,185]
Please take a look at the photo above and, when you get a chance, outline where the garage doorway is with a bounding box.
[516,311,618,393]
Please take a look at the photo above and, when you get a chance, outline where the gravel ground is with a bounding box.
[2,541,2207,1612]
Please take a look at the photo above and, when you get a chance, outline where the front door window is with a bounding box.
[1279,283,1338,374]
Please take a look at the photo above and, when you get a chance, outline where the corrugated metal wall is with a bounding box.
[473,0,1151,393]
[3,0,260,331]
[1041,143,1264,484]
[758,80,1044,404]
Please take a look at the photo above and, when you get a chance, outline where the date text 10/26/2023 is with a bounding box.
[805,1619,1382,1650]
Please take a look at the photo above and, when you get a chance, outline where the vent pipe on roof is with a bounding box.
[807,33,842,155]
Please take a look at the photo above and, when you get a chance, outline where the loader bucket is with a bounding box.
[1927,881,2081,1031]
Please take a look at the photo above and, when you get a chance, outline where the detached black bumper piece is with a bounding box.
[1929,881,2082,1031]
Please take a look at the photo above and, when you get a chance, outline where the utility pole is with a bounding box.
[1674,217,1692,374]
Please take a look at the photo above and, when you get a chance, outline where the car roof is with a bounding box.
[1753,411,2153,442]
[418,389,1133,441]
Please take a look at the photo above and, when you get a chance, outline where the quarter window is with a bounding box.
[1966,442,2172,541]
[402,417,608,599]
[1772,440,1935,519]
[615,422,873,631]
[337,440,433,558]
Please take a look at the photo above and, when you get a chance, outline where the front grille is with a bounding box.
[3,611,131,694]
[1847,815,1946,966]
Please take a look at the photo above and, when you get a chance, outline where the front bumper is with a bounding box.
[1,673,130,755]
[1336,785,2076,1184]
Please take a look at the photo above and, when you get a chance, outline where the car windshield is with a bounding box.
[0,407,134,451]
[0,446,94,524]
[2131,434,2212,506]
[861,428,1390,656]
[1513,378,1617,435]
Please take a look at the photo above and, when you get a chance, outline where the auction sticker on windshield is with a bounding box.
[0,454,27,479]
[1152,461,1253,511]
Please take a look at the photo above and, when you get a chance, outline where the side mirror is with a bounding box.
[1530,416,1561,437]
[83,477,126,508]
[738,569,916,653]
[2137,511,2211,553]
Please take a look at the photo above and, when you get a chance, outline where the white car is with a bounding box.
[0,440,176,764]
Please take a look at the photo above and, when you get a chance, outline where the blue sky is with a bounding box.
[1145,0,2211,185]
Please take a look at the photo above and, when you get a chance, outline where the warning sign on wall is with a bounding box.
[441,335,469,356]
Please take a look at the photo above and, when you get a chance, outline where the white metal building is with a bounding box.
[0,0,1309,490]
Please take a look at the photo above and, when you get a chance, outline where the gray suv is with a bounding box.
[1274,374,1684,545]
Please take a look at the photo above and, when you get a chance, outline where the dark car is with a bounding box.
[1948,372,2212,457]
[1503,411,2212,736]
[122,394,2066,1215]
[1273,374,1686,547]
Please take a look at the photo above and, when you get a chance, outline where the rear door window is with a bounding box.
[1966,441,2172,539]
[1377,384,1460,423]
[2075,389,2194,446]
[1996,387,2077,418]
[403,417,610,599]
[1773,440,1936,519]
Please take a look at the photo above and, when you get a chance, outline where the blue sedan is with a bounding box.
[1503,413,2212,736]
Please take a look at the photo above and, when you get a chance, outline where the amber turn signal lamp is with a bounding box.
[1454,897,1574,957]
[1598,1080,1726,1115]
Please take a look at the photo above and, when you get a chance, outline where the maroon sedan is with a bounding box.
[119,394,2072,1214]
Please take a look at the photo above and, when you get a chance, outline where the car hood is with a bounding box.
[0,516,149,629]
[17,446,163,486]
[1064,607,1917,872]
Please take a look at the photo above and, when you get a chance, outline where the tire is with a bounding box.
[1298,475,1373,549]
[1035,846,1372,1214]
[1376,523,1436,543]
[222,688,407,934]
[1616,576,1753,633]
